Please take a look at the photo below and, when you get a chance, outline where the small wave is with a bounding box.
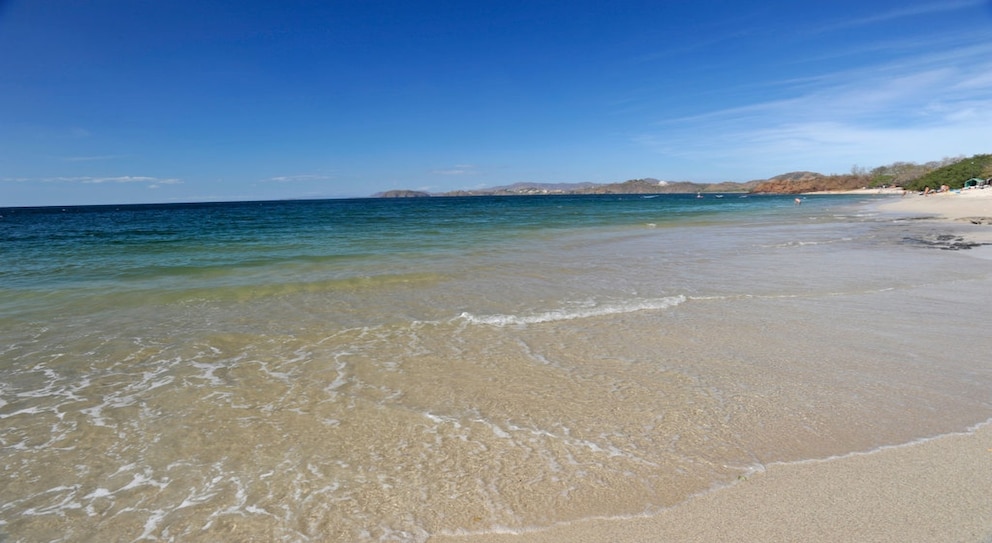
[758,237,852,249]
[456,295,686,326]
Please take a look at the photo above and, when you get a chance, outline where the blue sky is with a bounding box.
[2,0,991,206]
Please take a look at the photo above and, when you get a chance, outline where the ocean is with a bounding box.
[2,194,991,542]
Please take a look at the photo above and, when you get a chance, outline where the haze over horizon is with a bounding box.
[2,0,991,207]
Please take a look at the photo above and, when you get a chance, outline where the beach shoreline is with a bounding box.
[427,190,992,543]
[5,195,992,542]
[877,188,992,250]
[805,187,907,195]
[430,421,992,543]
[878,187,992,220]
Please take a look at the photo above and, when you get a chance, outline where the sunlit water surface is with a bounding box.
[2,195,990,541]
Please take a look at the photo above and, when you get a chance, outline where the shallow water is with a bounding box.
[2,195,991,541]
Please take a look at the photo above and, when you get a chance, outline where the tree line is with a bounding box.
[860,154,992,191]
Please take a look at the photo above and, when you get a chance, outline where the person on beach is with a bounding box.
[794,197,802,205]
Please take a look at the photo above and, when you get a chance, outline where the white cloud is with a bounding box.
[0,175,182,185]
[431,164,477,175]
[636,38,992,177]
[812,0,988,33]
[264,174,332,183]
[79,176,183,184]
[81,176,157,184]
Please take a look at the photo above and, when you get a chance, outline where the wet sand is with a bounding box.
[881,188,992,248]
[429,190,992,543]
[430,423,992,543]
[6,195,991,541]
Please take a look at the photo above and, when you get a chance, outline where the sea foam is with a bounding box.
[456,295,686,326]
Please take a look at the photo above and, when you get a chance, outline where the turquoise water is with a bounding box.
[2,195,791,291]
[0,195,857,317]
[0,195,809,324]
[2,195,991,541]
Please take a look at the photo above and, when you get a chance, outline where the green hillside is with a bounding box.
[902,154,992,191]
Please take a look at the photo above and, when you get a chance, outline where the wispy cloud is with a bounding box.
[431,164,477,175]
[812,0,988,33]
[67,127,92,138]
[263,174,332,183]
[1,175,182,185]
[81,176,182,184]
[58,155,125,162]
[636,40,992,177]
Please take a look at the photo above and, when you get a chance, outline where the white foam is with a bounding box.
[323,359,349,396]
[137,509,168,541]
[190,361,226,386]
[83,487,112,500]
[473,418,511,439]
[457,295,686,326]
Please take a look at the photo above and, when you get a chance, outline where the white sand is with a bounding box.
[880,188,992,221]
[808,187,907,195]
[880,188,992,249]
[430,423,992,543]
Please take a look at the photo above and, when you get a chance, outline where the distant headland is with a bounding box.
[374,154,992,197]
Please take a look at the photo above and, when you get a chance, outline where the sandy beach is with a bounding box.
[6,196,992,542]
[880,187,992,248]
[428,190,992,543]
[430,422,992,543]
[881,187,992,221]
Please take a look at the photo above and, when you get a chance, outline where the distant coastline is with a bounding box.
[373,173,895,198]
[375,177,760,198]
[375,154,991,198]
[374,185,907,198]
